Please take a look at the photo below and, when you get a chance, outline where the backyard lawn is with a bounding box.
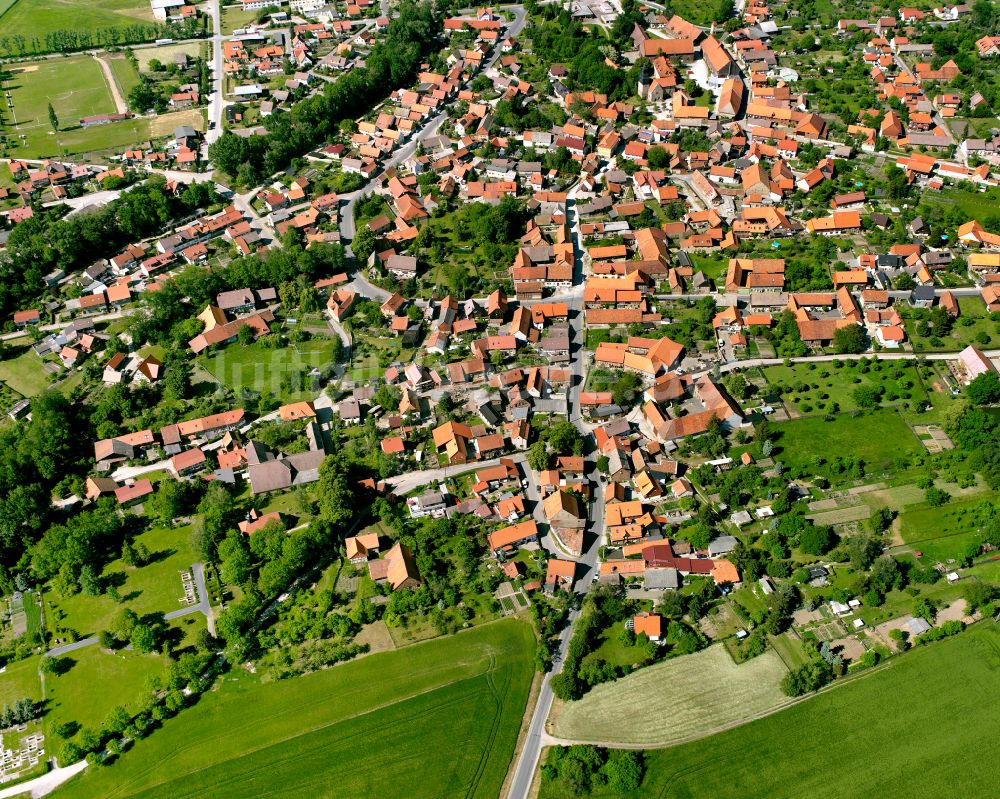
[904,296,999,354]
[0,349,53,397]
[199,338,336,396]
[543,621,1000,799]
[773,410,923,481]
[553,645,789,745]
[55,619,535,799]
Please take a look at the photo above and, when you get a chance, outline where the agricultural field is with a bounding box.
[54,619,535,799]
[773,410,923,481]
[552,645,789,745]
[542,622,1000,799]
[0,0,154,41]
[199,338,337,398]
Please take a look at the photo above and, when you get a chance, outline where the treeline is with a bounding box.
[1,178,218,328]
[0,19,204,58]
[209,1,439,185]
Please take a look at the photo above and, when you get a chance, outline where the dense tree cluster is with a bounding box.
[541,745,645,797]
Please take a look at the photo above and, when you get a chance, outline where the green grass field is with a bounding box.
[200,338,337,397]
[55,619,535,799]
[45,525,199,640]
[46,646,164,736]
[0,0,153,42]
[762,360,927,414]
[133,41,203,70]
[0,350,52,397]
[553,645,789,745]
[2,56,115,155]
[218,5,259,33]
[899,495,998,562]
[106,54,140,96]
[0,655,42,707]
[542,622,1000,799]
[774,410,923,480]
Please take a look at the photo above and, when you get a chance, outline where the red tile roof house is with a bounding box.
[115,479,154,508]
[171,446,207,476]
[13,309,40,328]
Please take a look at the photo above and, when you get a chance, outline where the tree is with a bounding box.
[799,524,834,555]
[925,486,950,507]
[79,564,100,596]
[352,226,376,266]
[646,146,669,169]
[130,623,157,653]
[527,440,549,472]
[48,103,58,133]
[967,372,1000,406]
[724,372,749,400]
[833,324,866,354]
[316,454,353,527]
[128,81,156,113]
[852,384,883,409]
[104,706,131,735]
[236,323,255,346]
[603,750,644,793]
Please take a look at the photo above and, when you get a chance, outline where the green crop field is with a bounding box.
[774,410,923,480]
[55,619,535,799]
[553,645,789,745]
[542,622,1000,799]
[0,0,153,42]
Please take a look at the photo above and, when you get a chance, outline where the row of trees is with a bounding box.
[209,1,439,185]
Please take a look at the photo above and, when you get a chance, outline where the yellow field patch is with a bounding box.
[149,108,204,137]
